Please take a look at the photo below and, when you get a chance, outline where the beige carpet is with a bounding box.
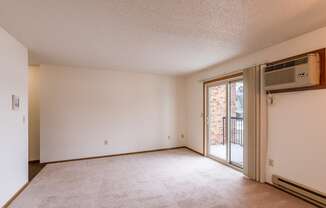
[10,148,315,208]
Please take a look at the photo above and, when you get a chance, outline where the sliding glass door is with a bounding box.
[206,77,244,168]
[207,82,228,161]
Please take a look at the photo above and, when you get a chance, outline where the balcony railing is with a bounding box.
[222,116,244,146]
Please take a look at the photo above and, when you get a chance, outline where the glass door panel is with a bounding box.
[229,80,244,168]
[207,83,227,161]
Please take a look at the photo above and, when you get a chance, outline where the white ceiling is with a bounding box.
[1,0,326,75]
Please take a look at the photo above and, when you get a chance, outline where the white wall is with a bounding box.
[185,26,326,192]
[40,65,186,163]
[267,90,326,193]
[0,27,28,207]
[28,66,40,161]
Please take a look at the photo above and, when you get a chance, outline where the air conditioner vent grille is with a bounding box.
[265,68,295,86]
[266,56,308,72]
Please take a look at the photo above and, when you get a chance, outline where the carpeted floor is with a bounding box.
[10,148,315,208]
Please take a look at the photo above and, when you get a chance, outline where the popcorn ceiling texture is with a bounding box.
[1,1,326,74]
[10,149,314,208]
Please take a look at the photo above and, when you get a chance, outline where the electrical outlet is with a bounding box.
[168,136,171,140]
[104,140,108,145]
[268,159,274,167]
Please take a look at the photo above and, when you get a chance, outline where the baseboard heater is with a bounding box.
[272,175,326,207]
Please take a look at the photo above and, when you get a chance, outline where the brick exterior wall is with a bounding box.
[208,84,238,145]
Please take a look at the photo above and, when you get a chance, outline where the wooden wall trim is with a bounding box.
[268,48,326,94]
[203,72,243,84]
[184,146,204,156]
[3,182,29,208]
[44,146,186,164]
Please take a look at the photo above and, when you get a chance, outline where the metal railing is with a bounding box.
[222,116,244,146]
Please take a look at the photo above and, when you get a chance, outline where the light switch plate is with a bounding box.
[12,95,20,111]
[268,159,274,167]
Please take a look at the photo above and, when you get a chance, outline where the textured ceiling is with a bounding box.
[1,0,326,75]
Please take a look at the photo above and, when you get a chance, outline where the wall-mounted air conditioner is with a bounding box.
[264,53,320,91]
